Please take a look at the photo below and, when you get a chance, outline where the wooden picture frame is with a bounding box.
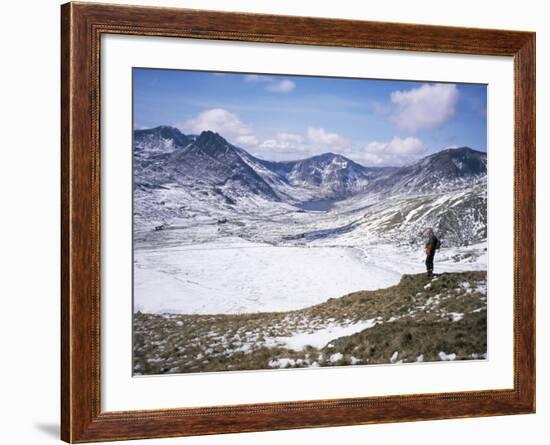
[61,2,535,442]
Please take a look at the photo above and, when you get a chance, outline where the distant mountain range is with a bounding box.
[133,126,487,247]
[134,126,487,203]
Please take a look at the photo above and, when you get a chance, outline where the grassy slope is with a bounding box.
[133,271,486,374]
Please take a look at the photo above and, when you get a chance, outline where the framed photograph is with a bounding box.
[61,2,535,442]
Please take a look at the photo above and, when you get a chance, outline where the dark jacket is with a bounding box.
[425,234,438,257]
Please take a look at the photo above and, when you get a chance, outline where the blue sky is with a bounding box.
[133,68,487,166]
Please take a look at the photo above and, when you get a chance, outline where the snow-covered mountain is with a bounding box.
[135,127,396,201]
[134,125,193,155]
[135,129,282,202]
[283,152,393,199]
[134,127,386,203]
[365,147,487,196]
[133,126,487,247]
[169,131,282,201]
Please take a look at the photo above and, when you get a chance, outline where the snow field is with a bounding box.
[134,233,487,316]
[134,239,400,314]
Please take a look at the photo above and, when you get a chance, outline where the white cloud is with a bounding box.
[248,132,319,161]
[307,127,351,150]
[365,136,425,155]
[389,83,459,132]
[255,132,425,165]
[244,74,273,83]
[266,79,296,93]
[235,135,259,147]
[258,133,307,153]
[260,139,293,151]
[178,108,252,139]
[244,75,296,93]
[361,136,426,165]
[361,153,385,165]
[176,109,424,166]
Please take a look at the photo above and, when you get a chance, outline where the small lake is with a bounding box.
[296,199,336,212]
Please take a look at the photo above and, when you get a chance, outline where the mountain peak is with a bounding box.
[196,130,226,143]
[426,146,486,167]
[134,125,191,152]
[312,152,344,160]
[194,130,234,155]
[437,146,480,155]
[137,125,183,138]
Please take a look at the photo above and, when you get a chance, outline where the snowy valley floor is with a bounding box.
[134,237,487,314]
[133,270,487,375]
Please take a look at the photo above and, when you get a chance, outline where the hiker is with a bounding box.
[424,228,440,278]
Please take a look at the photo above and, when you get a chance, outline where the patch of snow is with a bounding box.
[438,351,457,361]
[234,343,252,353]
[449,312,464,322]
[475,283,487,295]
[425,294,441,306]
[268,358,295,368]
[404,204,425,224]
[452,158,464,170]
[390,351,399,363]
[266,319,377,351]
[460,281,474,293]
[329,353,343,363]
[416,354,424,362]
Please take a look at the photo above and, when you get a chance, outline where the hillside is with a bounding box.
[133,271,487,374]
